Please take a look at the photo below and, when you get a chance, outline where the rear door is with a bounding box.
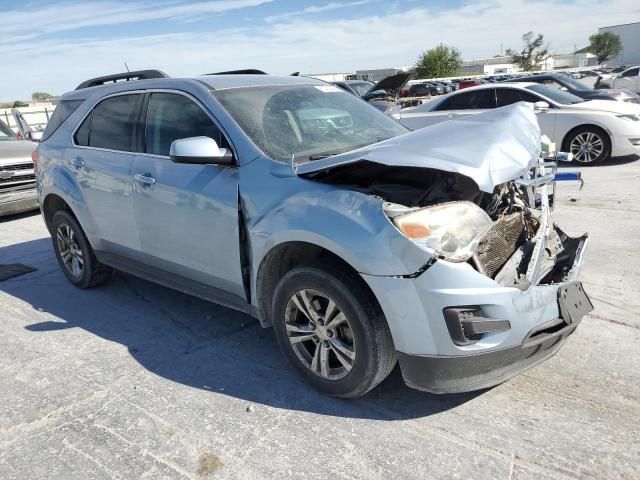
[495,88,557,141]
[68,93,143,254]
[398,88,496,130]
[130,91,245,298]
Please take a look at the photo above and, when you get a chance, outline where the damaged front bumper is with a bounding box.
[361,158,593,394]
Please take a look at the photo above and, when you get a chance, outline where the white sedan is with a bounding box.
[394,82,640,164]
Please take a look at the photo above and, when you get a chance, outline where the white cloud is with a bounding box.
[265,1,371,22]
[0,0,273,44]
[0,0,638,100]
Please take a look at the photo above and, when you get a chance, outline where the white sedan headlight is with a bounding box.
[392,201,493,262]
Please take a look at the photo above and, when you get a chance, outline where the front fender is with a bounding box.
[251,188,429,275]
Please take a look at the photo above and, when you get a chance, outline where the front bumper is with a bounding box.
[398,314,581,393]
[0,186,39,217]
[611,135,640,158]
[361,229,590,393]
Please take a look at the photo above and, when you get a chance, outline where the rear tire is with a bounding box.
[51,211,112,288]
[564,126,611,164]
[272,261,396,398]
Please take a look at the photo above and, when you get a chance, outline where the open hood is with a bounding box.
[296,102,541,193]
[365,72,412,97]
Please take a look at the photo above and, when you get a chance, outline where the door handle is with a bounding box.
[71,157,85,169]
[134,173,156,185]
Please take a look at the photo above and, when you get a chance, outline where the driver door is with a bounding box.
[131,91,246,300]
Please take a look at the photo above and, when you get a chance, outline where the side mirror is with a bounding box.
[169,136,233,165]
[534,101,550,112]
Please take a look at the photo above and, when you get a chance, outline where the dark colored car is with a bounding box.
[505,72,640,104]
[333,72,411,112]
[407,82,442,97]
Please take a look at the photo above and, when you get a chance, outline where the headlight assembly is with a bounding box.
[392,201,493,262]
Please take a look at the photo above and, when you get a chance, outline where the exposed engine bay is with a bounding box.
[306,161,586,289]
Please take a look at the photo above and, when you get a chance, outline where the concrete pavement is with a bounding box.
[0,157,638,479]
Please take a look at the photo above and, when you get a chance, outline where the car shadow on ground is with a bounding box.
[1,237,484,421]
[556,154,639,168]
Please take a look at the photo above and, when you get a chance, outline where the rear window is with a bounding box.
[41,99,84,142]
[436,89,496,110]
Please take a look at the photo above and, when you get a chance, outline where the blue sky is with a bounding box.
[0,0,638,100]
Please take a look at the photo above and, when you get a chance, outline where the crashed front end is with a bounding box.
[375,157,592,393]
[300,103,593,393]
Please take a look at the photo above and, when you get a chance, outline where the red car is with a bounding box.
[457,79,484,89]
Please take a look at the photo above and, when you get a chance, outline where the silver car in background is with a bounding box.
[0,119,38,216]
[35,71,592,397]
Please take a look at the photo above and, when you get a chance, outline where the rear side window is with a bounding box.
[145,93,225,156]
[86,94,143,152]
[41,99,84,142]
[496,89,540,107]
[436,89,496,110]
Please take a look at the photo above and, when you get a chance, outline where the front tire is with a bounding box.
[272,262,396,398]
[564,126,611,164]
[51,211,112,288]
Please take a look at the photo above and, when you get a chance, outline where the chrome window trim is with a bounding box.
[70,88,238,163]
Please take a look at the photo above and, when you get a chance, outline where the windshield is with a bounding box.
[553,74,591,92]
[0,120,15,141]
[348,81,374,96]
[213,84,407,163]
[525,84,585,104]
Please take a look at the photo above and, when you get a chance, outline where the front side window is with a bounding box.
[525,84,584,104]
[436,89,496,110]
[622,67,639,77]
[145,93,225,156]
[87,94,144,151]
[212,84,407,163]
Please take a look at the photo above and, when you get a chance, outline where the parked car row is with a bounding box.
[394,81,640,164]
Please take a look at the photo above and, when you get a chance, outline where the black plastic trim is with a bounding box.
[75,70,169,90]
[398,318,580,394]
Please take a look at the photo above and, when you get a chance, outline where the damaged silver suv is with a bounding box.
[35,70,593,397]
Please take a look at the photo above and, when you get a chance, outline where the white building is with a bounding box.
[599,21,640,66]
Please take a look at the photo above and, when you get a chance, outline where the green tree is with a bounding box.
[588,32,622,63]
[12,101,29,108]
[506,31,549,71]
[414,44,462,78]
[31,92,54,101]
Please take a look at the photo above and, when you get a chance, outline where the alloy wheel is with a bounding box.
[56,223,84,277]
[284,288,356,380]
[569,132,604,163]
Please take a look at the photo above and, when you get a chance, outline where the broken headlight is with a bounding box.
[392,201,493,262]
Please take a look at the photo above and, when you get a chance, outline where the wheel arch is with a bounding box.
[561,123,611,152]
[254,241,381,328]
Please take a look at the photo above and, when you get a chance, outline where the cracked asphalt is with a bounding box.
[1,157,639,479]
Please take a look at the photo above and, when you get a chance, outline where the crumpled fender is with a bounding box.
[240,158,431,286]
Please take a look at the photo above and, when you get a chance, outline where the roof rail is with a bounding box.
[75,69,169,90]
[204,69,268,75]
